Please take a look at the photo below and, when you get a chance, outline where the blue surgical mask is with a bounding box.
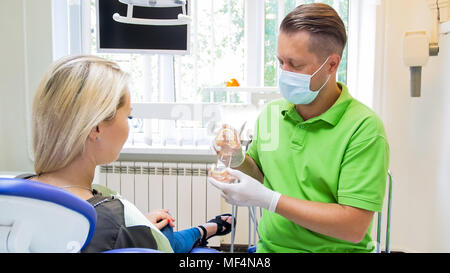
[278,56,331,105]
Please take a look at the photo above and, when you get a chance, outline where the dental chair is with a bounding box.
[103,248,162,253]
[0,177,219,253]
[0,177,96,253]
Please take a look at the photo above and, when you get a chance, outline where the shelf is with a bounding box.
[203,86,279,93]
[119,144,216,163]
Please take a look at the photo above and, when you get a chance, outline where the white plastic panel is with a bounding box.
[0,195,90,253]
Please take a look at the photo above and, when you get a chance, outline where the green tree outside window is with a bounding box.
[264,0,349,87]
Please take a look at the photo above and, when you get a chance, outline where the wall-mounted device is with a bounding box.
[403,31,429,97]
[96,0,191,54]
[112,0,191,26]
[402,0,450,97]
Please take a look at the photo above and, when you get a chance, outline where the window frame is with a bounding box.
[59,0,373,156]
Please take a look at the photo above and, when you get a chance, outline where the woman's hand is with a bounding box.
[146,209,176,230]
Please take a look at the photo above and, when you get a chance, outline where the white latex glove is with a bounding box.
[208,168,281,212]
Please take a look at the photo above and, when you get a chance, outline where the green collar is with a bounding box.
[281,82,353,127]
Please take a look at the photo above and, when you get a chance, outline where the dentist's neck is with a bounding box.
[295,79,341,121]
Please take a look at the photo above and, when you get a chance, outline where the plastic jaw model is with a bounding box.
[208,163,237,183]
[208,126,241,183]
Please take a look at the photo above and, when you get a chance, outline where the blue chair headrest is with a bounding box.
[0,178,96,252]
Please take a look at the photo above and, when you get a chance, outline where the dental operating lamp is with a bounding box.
[97,0,191,54]
[113,0,191,26]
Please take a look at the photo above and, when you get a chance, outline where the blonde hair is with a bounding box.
[32,55,130,175]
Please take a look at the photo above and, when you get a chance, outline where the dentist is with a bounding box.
[209,3,390,253]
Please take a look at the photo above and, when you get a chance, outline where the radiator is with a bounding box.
[96,161,222,246]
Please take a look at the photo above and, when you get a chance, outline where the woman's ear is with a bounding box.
[88,125,101,142]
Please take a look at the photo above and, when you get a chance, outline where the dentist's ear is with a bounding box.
[88,125,101,142]
[327,54,341,74]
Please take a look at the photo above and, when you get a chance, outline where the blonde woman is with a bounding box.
[22,55,234,253]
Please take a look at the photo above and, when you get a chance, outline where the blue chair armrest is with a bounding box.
[103,248,163,253]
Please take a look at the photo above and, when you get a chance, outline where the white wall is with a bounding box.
[0,0,53,173]
[381,0,450,252]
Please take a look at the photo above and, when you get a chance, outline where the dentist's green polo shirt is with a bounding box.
[246,82,389,253]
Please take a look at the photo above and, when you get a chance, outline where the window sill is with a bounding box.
[119,144,217,163]
[203,86,279,93]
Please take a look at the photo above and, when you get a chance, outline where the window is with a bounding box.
[264,0,349,86]
[89,0,157,104]
[174,0,246,104]
[83,0,350,151]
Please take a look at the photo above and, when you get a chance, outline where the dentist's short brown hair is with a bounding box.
[280,3,347,60]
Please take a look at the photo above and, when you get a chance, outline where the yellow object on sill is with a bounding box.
[226,78,240,87]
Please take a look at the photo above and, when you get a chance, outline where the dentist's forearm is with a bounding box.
[234,155,264,183]
[275,195,374,244]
